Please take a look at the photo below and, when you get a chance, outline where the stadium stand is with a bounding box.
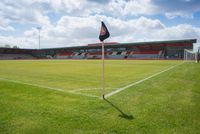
[0,39,196,60]
[55,52,73,59]
[0,54,35,60]
[0,48,35,60]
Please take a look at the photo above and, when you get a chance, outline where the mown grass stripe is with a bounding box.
[105,62,185,98]
[0,77,99,99]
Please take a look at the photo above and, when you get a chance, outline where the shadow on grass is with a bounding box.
[104,98,134,120]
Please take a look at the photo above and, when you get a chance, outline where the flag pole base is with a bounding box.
[102,94,105,100]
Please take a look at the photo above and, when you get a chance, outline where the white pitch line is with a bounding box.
[105,62,185,98]
[73,88,117,92]
[0,77,99,98]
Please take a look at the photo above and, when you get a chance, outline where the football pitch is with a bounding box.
[0,60,200,133]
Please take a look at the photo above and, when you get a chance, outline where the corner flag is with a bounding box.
[99,21,110,99]
[99,21,110,42]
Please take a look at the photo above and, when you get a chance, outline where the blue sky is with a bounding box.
[0,0,200,49]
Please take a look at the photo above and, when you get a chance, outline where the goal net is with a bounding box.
[184,49,198,63]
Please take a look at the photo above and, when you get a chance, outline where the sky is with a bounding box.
[0,0,200,50]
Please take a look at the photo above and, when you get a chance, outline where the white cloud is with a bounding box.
[49,0,103,16]
[0,0,51,29]
[0,16,14,31]
[154,24,200,41]
[165,12,193,19]
[123,0,157,16]
[152,0,200,18]
[0,36,36,48]
[15,15,197,49]
[107,0,200,19]
[0,0,200,49]
[0,14,199,49]
[50,0,83,13]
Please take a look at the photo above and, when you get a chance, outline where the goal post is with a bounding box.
[184,49,198,63]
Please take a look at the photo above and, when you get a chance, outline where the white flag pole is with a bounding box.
[102,41,105,99]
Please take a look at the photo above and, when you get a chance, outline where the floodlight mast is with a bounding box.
[37,27,42,49]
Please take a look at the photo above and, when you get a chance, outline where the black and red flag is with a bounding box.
[99,21,110,42]
[99,21,110,99]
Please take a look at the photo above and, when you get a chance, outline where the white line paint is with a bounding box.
[73,88,117,92]
[0,77,99,98]
[105,62,185,98]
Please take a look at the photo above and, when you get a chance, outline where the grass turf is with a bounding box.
[0,60,200,133]
[0,60,180,96]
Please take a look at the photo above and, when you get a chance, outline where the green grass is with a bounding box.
[0,60,200,133]
[0,60,180,96]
